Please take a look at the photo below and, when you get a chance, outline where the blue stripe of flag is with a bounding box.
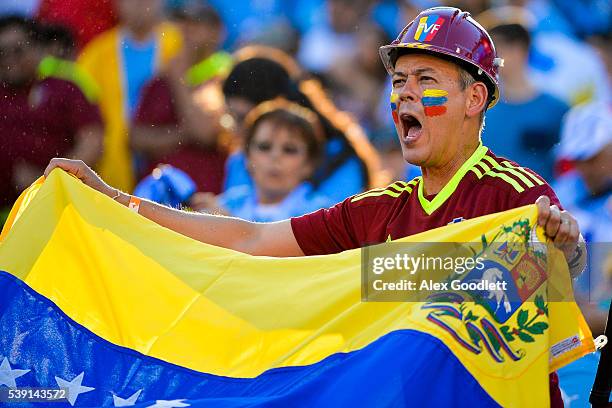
[0,271,500,407]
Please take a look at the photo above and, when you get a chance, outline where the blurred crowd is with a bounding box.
[0,0,610,402]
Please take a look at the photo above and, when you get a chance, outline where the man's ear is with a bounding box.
[465,82,488,119]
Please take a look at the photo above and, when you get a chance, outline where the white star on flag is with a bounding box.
[55,372,95,406]
[0,357,30,387]
[146,399,190,408]
[113,389,143,407]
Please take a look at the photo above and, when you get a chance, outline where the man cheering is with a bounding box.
[45,7,585,406]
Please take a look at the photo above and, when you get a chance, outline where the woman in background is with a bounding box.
[194,99,332,222]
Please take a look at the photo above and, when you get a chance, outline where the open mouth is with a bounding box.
[400,113,423,142]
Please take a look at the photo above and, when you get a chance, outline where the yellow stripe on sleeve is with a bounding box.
[482,156,535,188]
[501,161,545,186]
[351,180,418,203]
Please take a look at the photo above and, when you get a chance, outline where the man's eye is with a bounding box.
[420,76,435,82]
[392,79,404,86]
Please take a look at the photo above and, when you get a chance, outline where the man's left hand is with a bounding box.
[535,196,584,275]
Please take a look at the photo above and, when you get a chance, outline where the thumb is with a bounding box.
[535,195,551,227]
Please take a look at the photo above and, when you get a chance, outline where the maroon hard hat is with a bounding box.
[379,6,503,108]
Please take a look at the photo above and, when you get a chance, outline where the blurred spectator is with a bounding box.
[509,0,611,39]
[297,0,370,75]
[528,31,610,106]
[131,1,230,194]
[36,23,100,103]
[481,13,569,181]
[483,4,610,106]
[553,100,612,331]
[327,22,389,133]
[77,0,182,192]
[555,101,612,213]
[0,16,103,208]
[36,0,117,50]
[242,19,300,56]
[194,100,333,221]
[222,46,385,203]
[178,0,290,49]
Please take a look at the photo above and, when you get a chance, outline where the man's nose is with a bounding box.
[398,77,420,104]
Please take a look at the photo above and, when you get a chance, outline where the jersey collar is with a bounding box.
[417,144,489,215]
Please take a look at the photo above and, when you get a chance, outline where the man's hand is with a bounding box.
[44,158,115,198]
[535,195,586,277]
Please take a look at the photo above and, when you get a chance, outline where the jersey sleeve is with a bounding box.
[509,167,564,210]
[478,152,565,211]
[290,197,361,255]
[290,193,397,255]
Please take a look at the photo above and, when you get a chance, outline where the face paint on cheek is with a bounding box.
[390,93,399,124]
[422,89,448,116]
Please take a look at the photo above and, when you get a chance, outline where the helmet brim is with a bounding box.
[379,43,500,109]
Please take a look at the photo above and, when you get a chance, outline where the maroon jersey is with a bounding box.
[290,144,564,407]
[292,145,562,254]
[134,77,227,194]
[0,78,102,206]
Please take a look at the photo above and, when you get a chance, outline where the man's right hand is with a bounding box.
[44,158,115,198]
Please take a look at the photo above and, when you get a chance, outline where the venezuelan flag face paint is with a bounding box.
[422,89,448,117]
[390,93,399,124]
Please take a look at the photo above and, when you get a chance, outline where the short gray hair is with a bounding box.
[457,66,486,133]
